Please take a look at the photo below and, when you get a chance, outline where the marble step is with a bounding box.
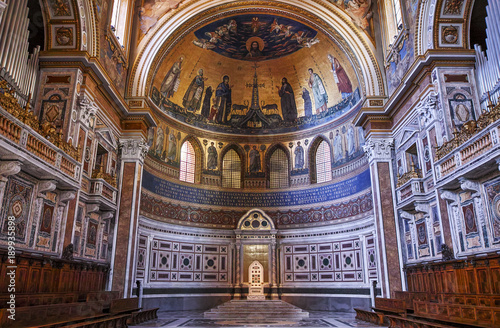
[207,308,305,313]
[204,312,309,319]
[212,305,301,309]
[204,300,309,320]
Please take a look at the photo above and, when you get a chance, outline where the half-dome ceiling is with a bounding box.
[149,11,362,135]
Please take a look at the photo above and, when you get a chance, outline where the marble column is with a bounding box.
[235,240,242,299]
[270,239,278,299]
[110,137,149,297]
[363,137,403,297]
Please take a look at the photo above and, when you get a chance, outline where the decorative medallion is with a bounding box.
[55,27,73,46]
[442,25,459,44]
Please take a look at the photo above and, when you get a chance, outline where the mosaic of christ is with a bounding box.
[150,13,361,135]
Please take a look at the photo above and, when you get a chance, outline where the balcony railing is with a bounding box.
[435,102,500,161]
[0,79,81,180]
[435,103,500,180]
[397,167,422,188]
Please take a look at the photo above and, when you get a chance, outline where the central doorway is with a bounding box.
[234,209,278,299]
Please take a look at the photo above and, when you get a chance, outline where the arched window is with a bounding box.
[269,148,289,189]
[316,140,332,183]
[110,0,130,47]
[393,0,403,32]
[180,141,195,183]
[222,149,241,188]
[382,0,405,47]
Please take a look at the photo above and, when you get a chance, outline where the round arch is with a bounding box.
[308,134,333,184]
[179,135,204,184]
[219,143,246,188]
[265,142,291,188]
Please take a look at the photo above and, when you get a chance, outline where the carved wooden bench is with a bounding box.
[86,291,121,311]
[354,308,384,325]
[374,297,407,317]
[386,315,450,328]
[436,293,500,308]
[62,314,130,328]
[0,292,79,308]
[394,290,436,310]
[110,297,159,324]
[129,308,159,325]
[413,300,500,327]
[110,298,141,315]
[0,301,105,327]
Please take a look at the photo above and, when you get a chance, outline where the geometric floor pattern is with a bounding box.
[130,310,385,327]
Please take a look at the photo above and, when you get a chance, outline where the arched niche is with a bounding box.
[234,209,278,299]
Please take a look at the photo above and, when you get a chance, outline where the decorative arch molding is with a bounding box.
[130,0,384,99]
[416,0,438,55]
[265,143,291,188]
[179,135,204,184]
[308,134,332,184]
[80,0,99,57]
[236,208,276,231]
[219,143,246,187]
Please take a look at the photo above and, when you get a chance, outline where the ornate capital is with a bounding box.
[78,94,98,129]
[0,160,22,178]
[119,138,149,163]
[363,138,393,162]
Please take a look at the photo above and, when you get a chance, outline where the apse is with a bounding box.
[148,11,362,135]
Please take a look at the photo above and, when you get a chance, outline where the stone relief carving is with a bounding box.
[78,94,98,129]
[417,92,438,128]
[119,138,150,162]
[0,161,23,178]
[415,203,430,215]
[86,203,99,214]
[440,190,457,203]
[38,180,57,195]
[459,178,479,194]
[363,138,393,162]
[59,190,76,203]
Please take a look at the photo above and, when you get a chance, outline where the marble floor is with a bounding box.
[130,310,386,328]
